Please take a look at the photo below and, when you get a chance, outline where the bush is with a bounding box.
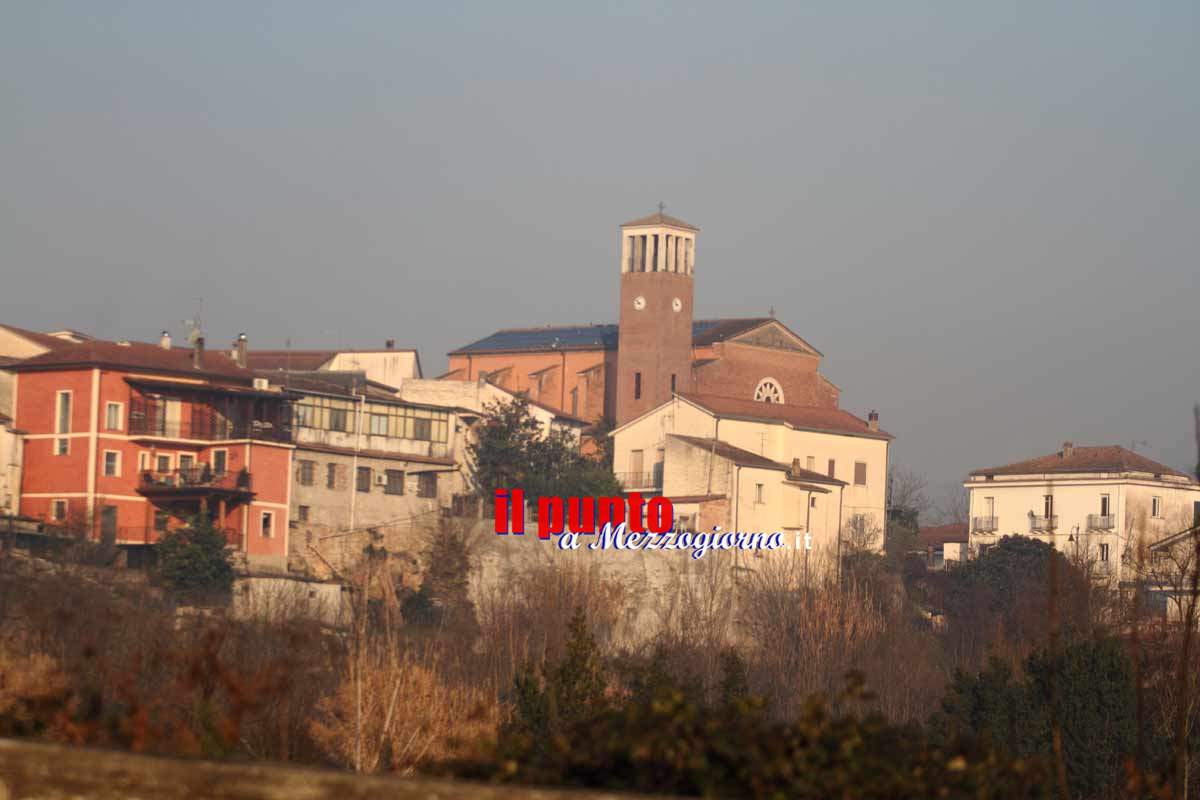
[931,637,1136,799]
[155,520,234,599]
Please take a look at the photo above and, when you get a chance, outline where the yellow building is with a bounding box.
[966,442,1200,582]
[611,393,892,569]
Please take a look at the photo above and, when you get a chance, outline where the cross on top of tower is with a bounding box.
[658,201,666,214]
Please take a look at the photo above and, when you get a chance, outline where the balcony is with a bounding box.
[1088,514,1115,530]
[972,516,998,533]
[1030,515,1059,532]
[129,416,291,443]
[616,471,663,491]
[138,467,253,496]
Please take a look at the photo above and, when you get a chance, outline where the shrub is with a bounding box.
[155,520,234,600]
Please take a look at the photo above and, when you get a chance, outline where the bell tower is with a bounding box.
[616,209,697,425]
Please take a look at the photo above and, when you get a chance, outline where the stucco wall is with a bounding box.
[966,474,1200,582]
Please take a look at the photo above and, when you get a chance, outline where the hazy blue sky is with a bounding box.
[2,2,1197,501]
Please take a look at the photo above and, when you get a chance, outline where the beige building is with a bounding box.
[248,342,422,392]
[611,393,892,569]
[965,443,1200,582]
[268,371,465,575]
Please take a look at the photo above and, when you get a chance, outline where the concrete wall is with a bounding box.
[0,419,20,515]
[325,351,421,389]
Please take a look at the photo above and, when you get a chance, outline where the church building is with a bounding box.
[446,211,841,427]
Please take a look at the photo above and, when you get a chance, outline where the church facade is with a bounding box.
[446,212,841,427]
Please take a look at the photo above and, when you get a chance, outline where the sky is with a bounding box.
[2,2,1198,501]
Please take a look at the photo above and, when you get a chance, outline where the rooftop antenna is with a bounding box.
[658,201,666,214]
[769,306,775,318]
[181,297,204,344]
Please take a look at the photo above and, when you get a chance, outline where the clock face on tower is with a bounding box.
[633,295,646,311]
[672,297,682,312]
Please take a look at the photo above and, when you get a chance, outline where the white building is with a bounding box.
[965,442,1200,581]
[611,393,892,569]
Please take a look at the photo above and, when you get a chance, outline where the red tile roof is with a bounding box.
[246,350,337,371]
[247,348,420,373]
[621,211,698,231]
[670,435,846,484]
[0,324,76,351]
[918,523,969,548]
[971,445,1194,481]
[7,339,252,380]
[679,393,893,440]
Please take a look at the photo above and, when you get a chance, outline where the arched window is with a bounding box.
[754,378,784,404]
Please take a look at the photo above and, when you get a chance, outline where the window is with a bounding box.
[1099,543,1110,563]
[827,459,836,479]
[261,511,274,538]
[755,483,764,503]
[634,372,642,400]
[385,469,405,495]
[1152,496,1163,519]
[298,505,310,523]
[298,459,316,486]
[102,450,120,477]
[327,463,338,489]
[369,413,388,436]
[418,473,437,498]
[1044,495,1054,518]
[56,391,71,434]
[356,466,372,493]
[630,449,644,477]
[154,511,170,532]
[138,452,150,472]
[1100,494,1111,516]
[212,450,227,475]
[754,378,784,404]
[179,454,194,472]
[55,438,69,455]
[806,456,815,471]
[854,462,867,486]
[51,499,67,521]
[105,402,122,431]
[670,374,676,394]
[810,496,817,508]
[293,397,450,442]
[570,388,579,416]
[156,454,171,473]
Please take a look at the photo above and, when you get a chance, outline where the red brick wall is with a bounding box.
[616,271,694,425]
[693,342,839,408]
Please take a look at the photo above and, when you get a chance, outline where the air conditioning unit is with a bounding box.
[376,474,387,486]
[252,377,269,390]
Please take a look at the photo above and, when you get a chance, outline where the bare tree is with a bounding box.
[887,465,929,519]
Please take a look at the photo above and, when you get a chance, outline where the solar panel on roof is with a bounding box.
[454,319,763,353]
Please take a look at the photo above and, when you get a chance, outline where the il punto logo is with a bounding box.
[493,489,788,559]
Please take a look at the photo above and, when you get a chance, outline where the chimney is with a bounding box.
[1062,441,1074,459]
[192,336,205,369]
[868,410,879,432]
[159,331,171,350]
[385,339,395,350]
[233,333,248,368]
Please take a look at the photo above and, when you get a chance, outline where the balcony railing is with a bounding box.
[1088,514,1115,530]
[138,467,252,493]
[972,516,998,533]
[128,416,291,443]
[615,471,663,490]
[1030,515,1059,532]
